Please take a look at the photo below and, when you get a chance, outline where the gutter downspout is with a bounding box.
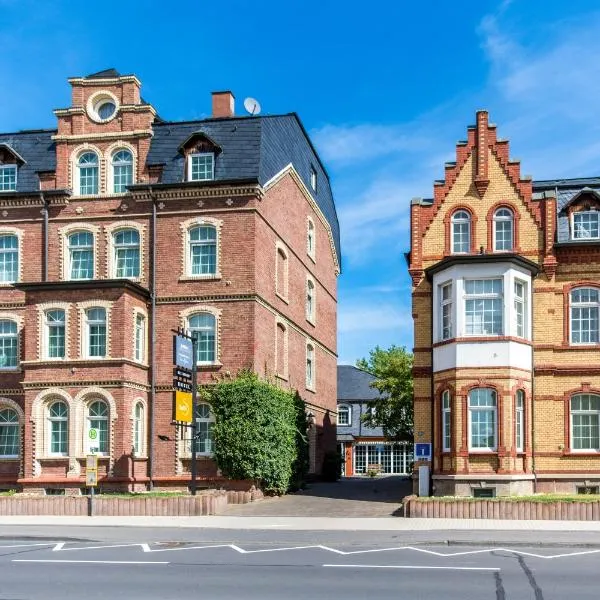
[531,285,537,494]
[148,187,157,491]
[40,192,49,282]
[430,294,435,496]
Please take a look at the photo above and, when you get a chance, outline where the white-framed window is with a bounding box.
[0,234,18,283]
[188,313,216,364]
[514,280,526,338]
[515,389,525,453]
[571,288,599,344]
[194,403,215,455]
[306,278,316,323]
[451,210,470,254]
[493,208,514,251]
[307,218,316,259]
[310,166,317,191]
[464,279,503,335]
[87,400,108,454]
[112,149,133,193]
[468,388,497,451]
[571,394,600,451]
[86,308,107,358]
[113,229,140,278]
[306,343,315,390]
[188,153,214,181]
[440,282,452,340]
[45,309,66,359]
[0,319,18,369]
[68,231,94,280]
[0,165,17,192]
[77,152,99,195]
[0,407,19,457]
[188,225,217,276]
[48,401,68,455]
[442,390,451,452]
[133,402,144,456]
[276,245,288,299]
[134,313,145,362]
[337,405,351,426]
[573,211,600,240]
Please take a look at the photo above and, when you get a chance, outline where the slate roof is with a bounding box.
[0,113,340,265]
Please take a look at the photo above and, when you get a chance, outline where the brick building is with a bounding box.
[0,69,340,494]
[337,365,412,476]
[408,110,600,497]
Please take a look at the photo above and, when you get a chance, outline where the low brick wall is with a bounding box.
[0,491,236,516]
[403,495,600,520]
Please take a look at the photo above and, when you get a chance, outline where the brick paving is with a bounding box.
[224,476,412,517]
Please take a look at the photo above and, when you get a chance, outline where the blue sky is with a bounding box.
[2,0,600,364]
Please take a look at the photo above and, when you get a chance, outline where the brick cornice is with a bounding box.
[52,130,152,142]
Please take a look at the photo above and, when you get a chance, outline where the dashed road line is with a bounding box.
[13,559,169,565]
[323,564,501,571]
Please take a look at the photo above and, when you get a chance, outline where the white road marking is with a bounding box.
[323,564,501,571]
[13,559,169,565]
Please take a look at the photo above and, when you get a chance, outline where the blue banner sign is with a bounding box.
[415,443,432,461]
[173,335,194,370]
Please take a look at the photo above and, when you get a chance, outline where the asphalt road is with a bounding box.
[0,529,599,599]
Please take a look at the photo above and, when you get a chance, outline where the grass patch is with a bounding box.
[412,494,600,503]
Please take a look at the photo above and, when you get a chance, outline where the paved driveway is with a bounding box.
[224,476,411,517]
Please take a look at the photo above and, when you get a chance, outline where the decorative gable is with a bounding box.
[178,132,222,156]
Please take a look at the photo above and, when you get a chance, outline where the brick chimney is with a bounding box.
[212,91,235,118]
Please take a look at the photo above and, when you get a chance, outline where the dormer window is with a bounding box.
[310,166,317,192]
[188,153,214,182]
[0,165,16,192]
[573,210,599,240]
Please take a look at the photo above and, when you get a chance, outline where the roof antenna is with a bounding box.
[243,97,262,116]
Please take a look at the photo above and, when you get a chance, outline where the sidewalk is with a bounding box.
[0,515,599,531]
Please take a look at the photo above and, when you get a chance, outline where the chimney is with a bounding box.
[212,91,235,118]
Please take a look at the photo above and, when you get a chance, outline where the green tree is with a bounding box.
[356,345,413,441]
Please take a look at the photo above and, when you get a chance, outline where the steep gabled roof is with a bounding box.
[337,365,382,401]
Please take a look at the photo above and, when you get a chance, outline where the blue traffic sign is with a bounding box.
[415,443,432,460]
[173,335,194,370]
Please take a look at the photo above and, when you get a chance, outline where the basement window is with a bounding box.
[45,488,65,496]
[473,488,495,498]
[577,486,599,495]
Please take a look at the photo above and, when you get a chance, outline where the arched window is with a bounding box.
[87,400,108,454]
[468,388,497,451]
[112,150,133,193]
[570,394,600,451]
[337,405,351,426]
[515,390,525,453]
[276,246,288,298]
[451,210,471,254]
[493,208,514,251]
[307,218,316,259]
[86,308,107,358]
[68,231,94,280]
[194,403,215,455]
[442,390,451,452]
[45,309,65,359]
[113,229,140,278]
[78,152,99,195]
[0,234,18,283]
[275,322,287,378]
[133,402,144,456]
[306,343,315,389]
[570,288,600,344]
[188,225,217,276]
[306,278,315,322]
[0,407,19,457]
[48,401,68,455]
[0,320,18,369]
[188,313,216,364]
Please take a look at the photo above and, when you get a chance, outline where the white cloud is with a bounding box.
[338,301,412,334]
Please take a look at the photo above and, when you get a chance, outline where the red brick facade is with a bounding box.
[0,71,339,493]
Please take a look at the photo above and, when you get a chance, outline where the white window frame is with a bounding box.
[0,318,19,370]
[514,279,527,339]
[0,406,20,458]
[0,165,17,192]
[440,282,453,340]
[45,309,66,360]
[111,149,134,194]
[306,343,315,391]
[468,388,497,452]
[515,390,525,453]
[307,217,316,261]
[337,404,351,426]
[188,225,217,277]
[493,208,514,251]
[451,210,471,254]
[134,312,146,363]
[572,210,600,240]
[310,166,317,192]
[133,401,145,457]
[306,276,316,324]
[464,278,503,336]
[193,402,215,456]
[188,153,215,182]
[570,394,600,452]
[113,228,141,279]
[188,312,217,365]
[85,307,107,359]
[0,233,19,283]
[76,151,100,196]
[86,399,109,455]
[47,400,68,457]
[570,287,600,345]
[67,231,95,281]
[442,390,451,452]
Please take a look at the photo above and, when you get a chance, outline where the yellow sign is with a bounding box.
[173,390,193,423]
[86,455,98,470]
[86,470,98,487]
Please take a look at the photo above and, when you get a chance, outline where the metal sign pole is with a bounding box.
[190,332,198,496]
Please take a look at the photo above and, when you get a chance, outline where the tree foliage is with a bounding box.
[208,371,302,494]
[356,345,414,441]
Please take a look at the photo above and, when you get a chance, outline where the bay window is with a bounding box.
[440,282,452,340]
[469,388,497,451]
[464,279,503,335]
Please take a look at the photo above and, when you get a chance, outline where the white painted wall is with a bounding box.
[433,339,532,372]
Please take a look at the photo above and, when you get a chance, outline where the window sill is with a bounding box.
[180,453,215,459]
[564,450,600,456]
[468,450,497,454]
[0,367,20,373]
[307,253,316,264]
[305,386,316,394]
[275,373,288,382]
[306,317,316,327]
[179,274,222,282]
[0,282,18,287]
[0,456,19,461]
[38,455,69,460]
[337,423,351,427]
[197,361,222,370]
[275,292,289,304]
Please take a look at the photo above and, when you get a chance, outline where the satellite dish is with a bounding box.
[243,97,261,116]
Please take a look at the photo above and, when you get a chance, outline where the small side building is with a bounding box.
[337,365,413,476]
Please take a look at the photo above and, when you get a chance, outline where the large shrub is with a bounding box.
[209,372,298,494]
[289,391,310,491]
